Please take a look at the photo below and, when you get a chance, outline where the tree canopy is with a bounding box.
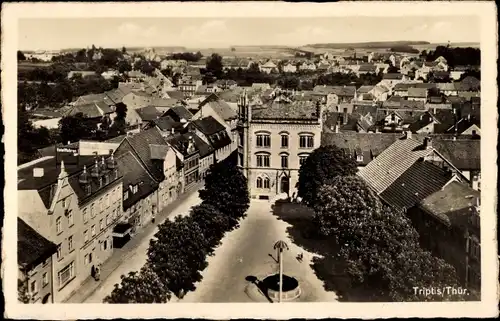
[199,160,250,226]
[313,176,461,301]
[59,112,96,144]
[423,46,480,68]
[205,53,224,79]
[297,145,358,207]
[103,264,172,303]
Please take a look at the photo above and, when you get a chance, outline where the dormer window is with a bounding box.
[357,154,364,162]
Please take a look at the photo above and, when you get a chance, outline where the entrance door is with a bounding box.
[280,176,290,195]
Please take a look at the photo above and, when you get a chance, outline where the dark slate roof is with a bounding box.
[105,88,127,103]
[105,134,127,144]
[115,151,159,210]
[164,106,193,122]
[67,155,123,204]
[446,116,481,135]
[115,128,168,182]
[149,144,171,160]
[456,76,480,91]
[18,218,58,271]
[408,112,435,132]
[136,105,161,122]
[418,181,480,228]
[313,85,356,97]
[153,116,181,131]
[167,132,213,158]
[379,160,453,211]
[431,139,480,170]
[252,100,320,120]
[383,73,403,80]
[192,116,226,135]
[399,100,426,110]
[357,85,374,94]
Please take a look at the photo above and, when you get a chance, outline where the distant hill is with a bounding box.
[304,41,430,49]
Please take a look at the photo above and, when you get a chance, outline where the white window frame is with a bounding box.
[56,216,62,234]
[68,235,73,252]
[42,272,48,286]
[91,225,96,236]
[58,261,75,287]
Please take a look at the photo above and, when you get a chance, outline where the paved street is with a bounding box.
[64,183,202,303]
[182,198,339,303]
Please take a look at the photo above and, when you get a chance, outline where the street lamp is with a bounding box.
[273,240,289,303]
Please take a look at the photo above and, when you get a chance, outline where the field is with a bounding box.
[18,61,53,72]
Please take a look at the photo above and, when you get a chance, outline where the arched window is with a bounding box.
[255,152,271,168]
[255,131,271,148]
[263,177,270,189]
[298,132,315,149]
[256,177,263,188]
[279,131,289,148]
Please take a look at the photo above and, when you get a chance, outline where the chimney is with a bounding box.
[33,168,44,177]
[424,136,433,149]
[405,130,412,139]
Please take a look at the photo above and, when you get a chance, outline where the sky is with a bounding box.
[18,16,480,51]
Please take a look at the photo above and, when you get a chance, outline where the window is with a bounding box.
[84,230,89,242]
[391,114,396,121]
[299,134,314,148]
[299,154,309,166]
[68,235,73,252]
[112,209,116,220]
[30,280,37,294]
[357,155,364,162]
[256,177,263,188]
[281,134,289,148]
[61,198,66,209]
[256,154,270,167]
[469,238,480,261]
[68,211,74,226]
[263,177,270,189]
[56,217,62,234]
[124,191,129,200]
[56,243,62,259]
[107,195,110,208]
[281,155,289,168]
[91,225,96,236]
[90,203,95,218]
[58,261,75,287]
[83,208,88,223]
[99,198,104,212]
[100,219,104,230]
[256,134,271,148]
[106,215,110,226]
[42,272,48,286]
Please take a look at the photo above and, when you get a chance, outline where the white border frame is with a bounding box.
[2,1,498,319]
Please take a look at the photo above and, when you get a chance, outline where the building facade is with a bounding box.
[237,92,323,200]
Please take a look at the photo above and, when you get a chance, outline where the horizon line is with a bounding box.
[20,40,481,52]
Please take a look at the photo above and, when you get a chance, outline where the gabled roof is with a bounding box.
[166,132,213,158]
[435,83,458,91]
[379,159,453,211]
[359,64,377,72]
[357,85,374,94]
[198,93,237,121]
[18,218,57,271]
[418,181,480,228]
[105,88,127,104]
[164,105,193,121]
[165,90,186,100]
[153,115,181,131]
[430,139,480,170]
[65,103,108,119]
[115,151,159,210]
[383,73,403,80]
[456,76,480,91]
[115,128,169,182]
[149,144,171,160]
[407,87,428,98]
[136,105,161,122]
[358,138,437,193]
[408,112,435,132]
[192,116,226,135]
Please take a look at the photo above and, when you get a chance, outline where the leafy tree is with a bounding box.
[190,203,231,249]
[59,112,95,144]
[199,161,250,225]
[387,66,399,73]
[117,60,132,74]
[206,53,223,78]
[297,145,358,207]
[110,102,127,136]
[18,279,31,303]
[103,264,171,303]
[17,50,26,61]
[458,70,481,81]
[147,215,210,295]
[122,46,127,54]
[313,176,461,301]
[133,59,155,76]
